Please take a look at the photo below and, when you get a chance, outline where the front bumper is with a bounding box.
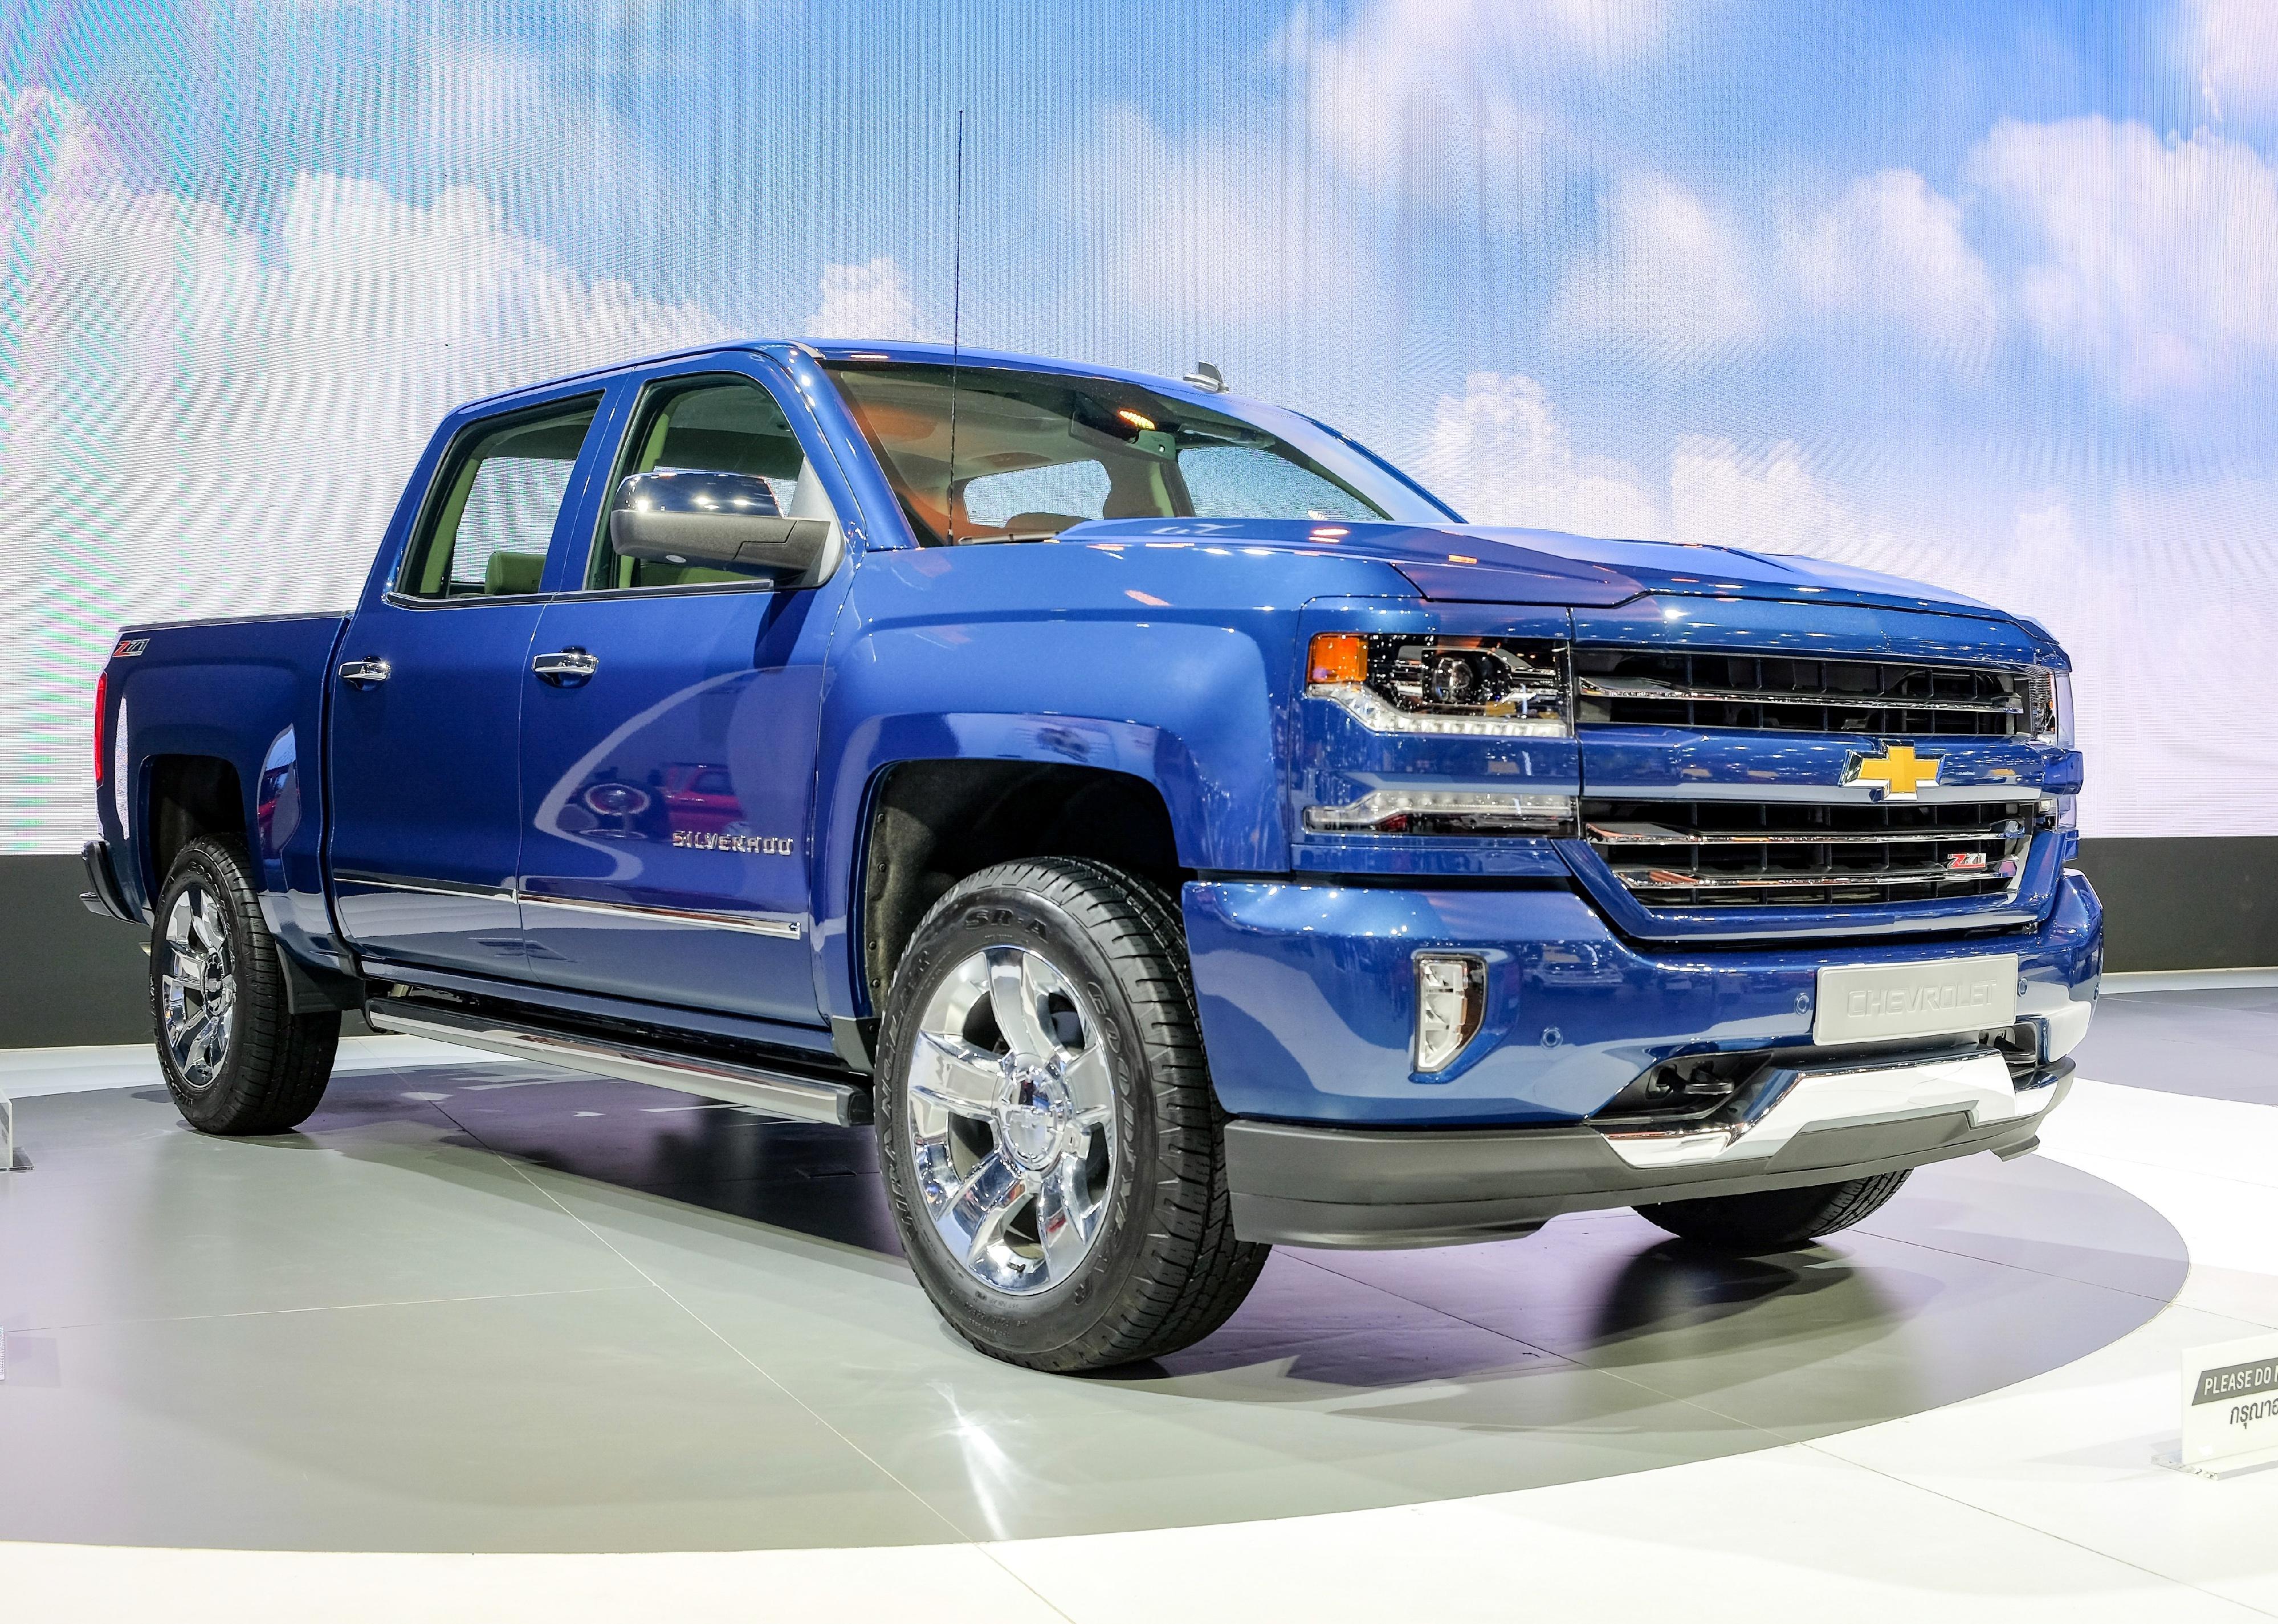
[1227,1057,2069,1248]
[1184,868,2102,1245]
[1184,870,2101,1127]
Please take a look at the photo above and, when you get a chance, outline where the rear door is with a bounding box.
[327,392,613,976]
[513,355,851,1026]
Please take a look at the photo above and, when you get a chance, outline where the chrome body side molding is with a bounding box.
[334,871,802,940]
[516,891,803,939]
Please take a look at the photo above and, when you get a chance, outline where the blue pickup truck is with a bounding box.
[81,340,2100,1371]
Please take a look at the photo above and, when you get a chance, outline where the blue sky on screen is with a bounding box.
[2,0,2275,843]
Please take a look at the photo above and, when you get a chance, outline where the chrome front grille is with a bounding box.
[1575,648,2036,737]
[1583,798,2036,909]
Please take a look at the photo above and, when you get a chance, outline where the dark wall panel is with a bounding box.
[1,841,2271,1047]
[2072,836,2278,974]
[2,854,154,1047]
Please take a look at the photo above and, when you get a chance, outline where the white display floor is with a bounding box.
[3,1009,2276,1621]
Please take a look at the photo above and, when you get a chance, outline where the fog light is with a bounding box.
[1413,953,1488,1072]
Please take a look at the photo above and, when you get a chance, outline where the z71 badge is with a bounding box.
[673,829,796,856]
[111,637,148,659]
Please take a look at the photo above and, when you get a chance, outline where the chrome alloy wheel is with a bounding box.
[904,944,1118,1296]
[159,882,238,1091]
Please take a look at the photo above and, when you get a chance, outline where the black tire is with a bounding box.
[875,857,1268,1373]
[149,835,339,1135]
[1634,1169,1912,1253]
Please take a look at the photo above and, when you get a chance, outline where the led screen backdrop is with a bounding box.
[2,1,2273,851]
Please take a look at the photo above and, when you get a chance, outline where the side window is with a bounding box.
[962,460,1111,532]
[397,396,601,599]
[585,374,820,590]
[1177,443,1382,523]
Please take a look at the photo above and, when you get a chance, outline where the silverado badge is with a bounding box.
[1843,742,1942,799]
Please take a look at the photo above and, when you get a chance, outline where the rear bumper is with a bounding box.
[1228,1064,2071,1248]
[80,839,139,924]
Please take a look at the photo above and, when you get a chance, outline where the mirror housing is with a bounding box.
[609,471,838,589]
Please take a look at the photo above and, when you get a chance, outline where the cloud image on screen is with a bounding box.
[2,1,2274,847]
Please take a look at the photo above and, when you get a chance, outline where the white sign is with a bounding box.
[2178,1332,2278,1476]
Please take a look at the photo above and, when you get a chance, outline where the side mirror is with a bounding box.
[609,471,838,589]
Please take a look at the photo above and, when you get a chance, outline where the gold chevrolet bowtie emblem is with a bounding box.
[1844,742,1942,798]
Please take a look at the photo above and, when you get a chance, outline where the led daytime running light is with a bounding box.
[1305,789,1576,834]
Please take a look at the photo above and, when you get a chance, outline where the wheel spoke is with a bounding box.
[179,1009,213,1062]
[908,1030,1003,1116]
[985,946,1054,1058]
[165,895,197,957]
[939,1150,1032,1268]
[189,893,225,955]
[1035,1159,1091,1279]
[1058,1043,1115,1126]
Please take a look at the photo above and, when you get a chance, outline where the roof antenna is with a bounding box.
[1183,361,1227,394]
[946,109,965,544]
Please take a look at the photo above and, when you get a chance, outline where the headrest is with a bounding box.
[484,550,547,595]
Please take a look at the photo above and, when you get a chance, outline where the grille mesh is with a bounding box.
[1583,797,2036,909]
[1575,648,2036,737]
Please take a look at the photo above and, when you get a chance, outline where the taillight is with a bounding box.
[95,669,109,785]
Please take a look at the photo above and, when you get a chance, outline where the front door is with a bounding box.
[515,361,843,1026]
[328,391,610,977]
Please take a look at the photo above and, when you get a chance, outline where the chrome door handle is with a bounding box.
[338,657,391,689]
[532,647,600,685]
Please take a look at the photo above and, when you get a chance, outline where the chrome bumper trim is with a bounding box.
[1599,1050,2049,1170]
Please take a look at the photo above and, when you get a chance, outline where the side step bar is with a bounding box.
[365,997,872,1127]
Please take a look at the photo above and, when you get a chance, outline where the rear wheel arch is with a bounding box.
[144,754,247,897]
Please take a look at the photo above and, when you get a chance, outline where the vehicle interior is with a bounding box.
[822,362,1388,546]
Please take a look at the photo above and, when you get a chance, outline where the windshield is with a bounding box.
[820,359,1457,545]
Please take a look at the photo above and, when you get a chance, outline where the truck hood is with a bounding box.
[1058,517,2007,621]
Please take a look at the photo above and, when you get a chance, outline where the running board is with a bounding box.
[364,997,871,1127]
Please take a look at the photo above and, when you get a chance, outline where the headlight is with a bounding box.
[1306,633,1569,737]
[2027,665,2074,748]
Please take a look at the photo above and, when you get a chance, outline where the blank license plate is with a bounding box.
[1812,954,2020,1046]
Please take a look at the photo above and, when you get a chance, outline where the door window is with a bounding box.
[397,396,601,599]
[584,376,818,591]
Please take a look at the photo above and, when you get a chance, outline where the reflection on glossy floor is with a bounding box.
[2071,987,2278,1105]
[0,1039,2184,1554]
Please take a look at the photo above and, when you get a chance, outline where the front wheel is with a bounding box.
[875,858,1268,1373]
[1633,1169,1912,1253]
[151,836,340,1135]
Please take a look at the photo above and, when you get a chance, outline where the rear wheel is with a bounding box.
[150,836,339,1135]
[875,858,1267,1372]
[1634,1169,1912,1253]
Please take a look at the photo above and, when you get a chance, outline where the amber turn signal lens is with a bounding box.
[1307,633,1368,687]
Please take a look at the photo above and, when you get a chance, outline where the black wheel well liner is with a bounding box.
[857,760,1184,1009]
[145,754,247,891]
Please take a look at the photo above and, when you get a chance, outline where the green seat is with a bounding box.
[484,550,547,595]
